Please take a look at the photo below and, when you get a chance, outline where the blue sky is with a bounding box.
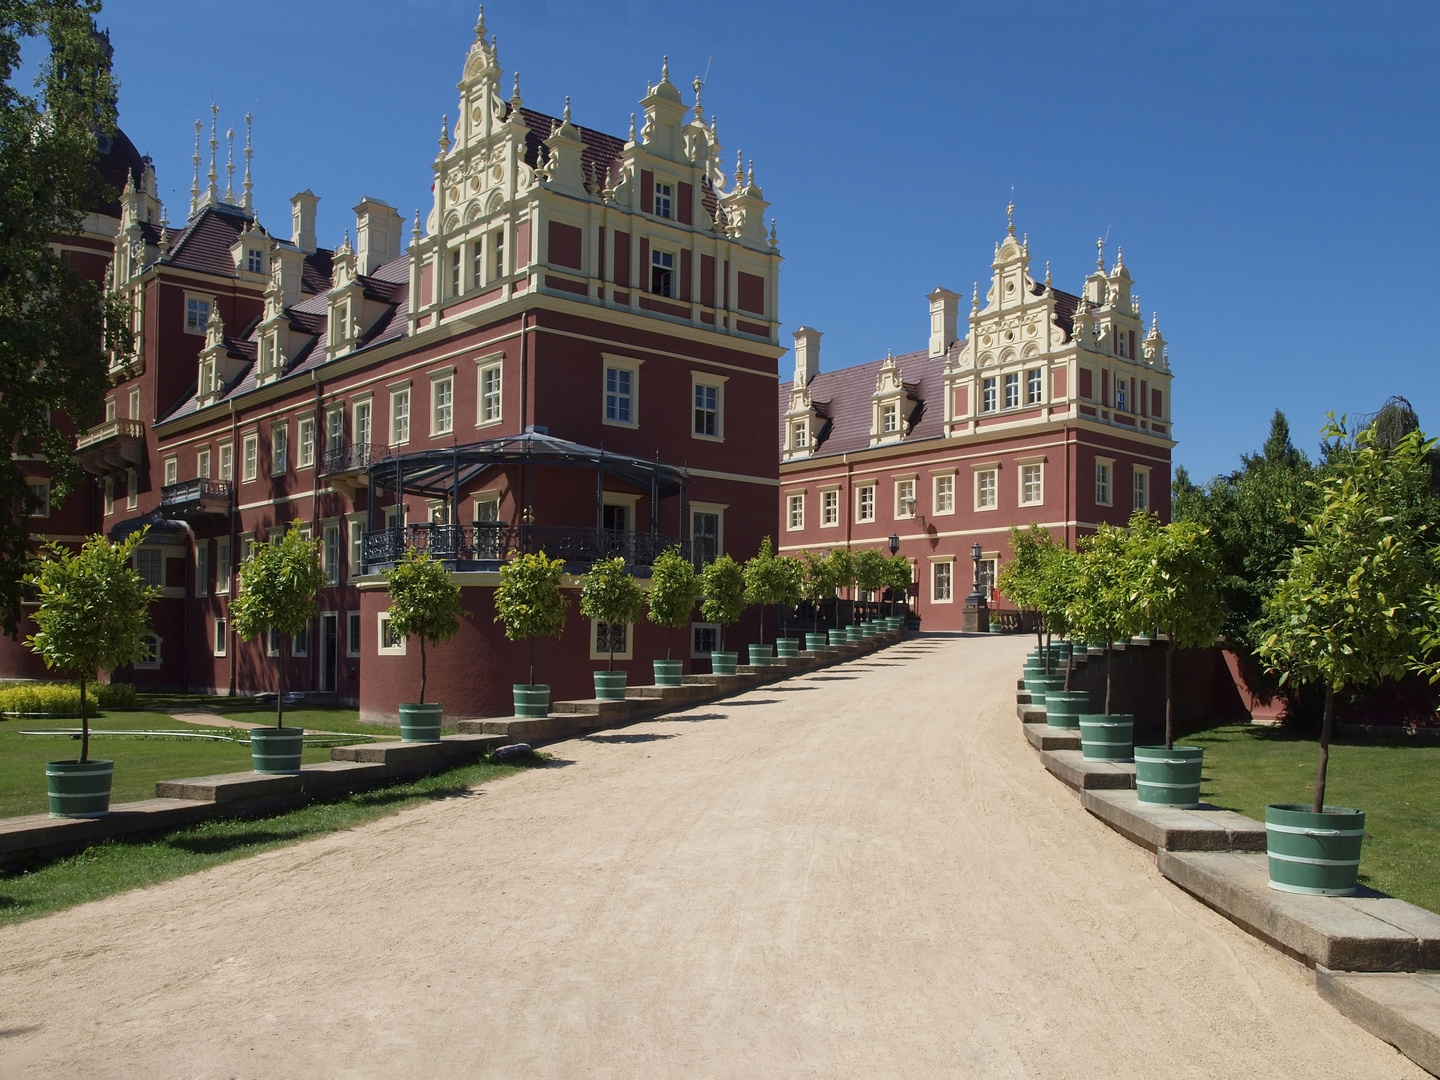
[80,0,1440,480]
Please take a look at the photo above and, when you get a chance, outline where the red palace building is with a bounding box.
[1,15,785,720]
[776,209,1175,631]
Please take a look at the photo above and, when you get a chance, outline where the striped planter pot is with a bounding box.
[250,727,304,775]
[398,703,443,742]
[1078,714,1134,762]
[747,644,774,666]
[828,630,848,648]
[806,633,830,652]
[1265,804,1366,896]
[775,638,799,658]
[710,651,738,675]
[513,684,551,718]
[1134,746,1204,806]
[653,660,683,687]
[1043,691,1089,730]
[593,671,628,701]
[45,759,114,819]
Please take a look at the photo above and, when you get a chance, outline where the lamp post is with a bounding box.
[887,533,901,619]
[962,541,990,633]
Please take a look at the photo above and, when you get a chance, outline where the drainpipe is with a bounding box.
[310,372,323,695]
[227,398,238,696]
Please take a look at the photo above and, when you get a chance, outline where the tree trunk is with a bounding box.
[1035,621,1044,670]
[1313,684,1335,814]
[277,647,286,729]
[419,634,428,705]
[608,640,615,672]
[78,676,89,764]
[666,624,673,662]
[1063,650,1073,692]
[1044,629,1052,675]
[1103,639,1113,715]
[529,636,536,688]
[759,605,766,646]
[1165,640,1174,751]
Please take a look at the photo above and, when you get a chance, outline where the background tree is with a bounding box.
[798,549,835,632]
[1,1,133,636]
[24,528,156,763]
[646,548,701,660]
[884,552,913,619]
[1035,544,1080,688]
[580,556,644,671]
[382,548,465,704]
[700,555,746,652]
[852,548,888,622]
[825,548,856,627]
[1257,421,1436,813]
[229,523,325,729]
[774,555,804,639]
[742,537,790,645]
[1066,521,1146,713]
[1130,517,1227,749]
[998,524,1056,662]
[494,550,568,687]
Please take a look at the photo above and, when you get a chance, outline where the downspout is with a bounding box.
[310,371,323,694]
[227,398,238,696]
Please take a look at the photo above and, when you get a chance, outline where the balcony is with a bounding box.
[319,443,387,498]
[74,418,145,476]
[362,523,690,575]
[160,479,233,520]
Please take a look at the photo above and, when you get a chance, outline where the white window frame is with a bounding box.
[297,417,315,469]
[184,293,211,335]
[689,502,725,565]
[691,373,725,441]
[216,537,231,595]
[347,515,365,576]
[213,617,227,657]
[1133,465,1151,511]
[241,434,258,483]
[103,476,114,516]
[974,465,999,511]
[378,611,406,655]
[195,541,209,598]
[602,355,641,429]
[650,247,675,297]
[590,619,634,661]
[325,405,345,454]
[1096,457,1114,507]
[217,442,234,482]
[353,396,373,448]
[347,610,362,658]
[128,386,140,419]
[880,401,899,435]
[473,490,501,523]
[894,476,917,520]
[979,556,997,602]
[390,384,411,446]
[135,631,162,670]
[930,558,954,604]
[196,447,211,480]
[271,422,288,476]
[855,483,876,524]
[1004,372,1020,410]
[654,180,673,220]
[163,456,178,486]
[690,622,719,659]
[323,521,341,586]
[126,467,138,510]
[786,492,805,532]
[476,355,503,427]
[267,627,281,657]
[430,369,455,436]
[932,472,955,516]
[27,480,50,519]
[1018,459,1044,507]
[981,376,998,413]
[1026,367,1043,406]
[792,421,808,449]
[291,619,309,658]
[820,487,840,528]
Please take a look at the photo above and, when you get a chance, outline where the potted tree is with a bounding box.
[230,522,326,773]
[1130,517,1226,805]
[580,556,645,700]
[382,547,465,741]
[999,525,1056,672]
[1065,522,1144,762]
[646,548,702,686]
[774,555,805,656]
[1034,543,1087,729]
[798,549,836,651]
[884,552,913,629]
[494,550,569,717]
[1257,421,1434,895]
[742,537,795,664]
[853,548,888,637]
[826,548,859,643]
[700,554,746,674]
[25,530,158,817]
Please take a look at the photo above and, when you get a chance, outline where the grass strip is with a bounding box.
[0,753,537,928]
[1189,723,1440,914]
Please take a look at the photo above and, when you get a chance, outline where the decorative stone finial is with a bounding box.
[1044,261,1052,286]
[412,209,421,245]
[734,150,743,187]
[512,71,521,105]
[769,218,778,247]
[242,112,254,212]
[1096,237,1105,270]
[474,4,486,37]
[628,113,636,141]
[971,283,979,311]
[747,159,754,186]
[1114,245,1125,271]
[661,55,670,83]
[206,103,219,205]
[224,126,235,203]
[189,118,201,216]
[1006,199,1015,236]
[562,95,571,123]
[439,114,450,152]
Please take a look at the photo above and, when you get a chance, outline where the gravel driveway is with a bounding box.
[0,634,1424,1078]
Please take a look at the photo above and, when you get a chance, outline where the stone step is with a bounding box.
[1023,724,1081,752]
[1081,788,1266,853]
[330,733,507,766]
[550,697,653,720]
[1157,850,1440,972]
[0,798,216,868]
[1315,968,1440,1076]
[1017,703,1048,724]
[1038,748,1136,790]
[456,716,586,741]
[625,683,714,704]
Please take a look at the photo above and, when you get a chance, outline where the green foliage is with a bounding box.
[1,2,133,635]
[382,548,466,704]
[230,523,325,727]
[852,548,888,596]
[1034,545,1079,641]
[23,529,158,760]
[494,551,569,643]
[646,548,702,630]
[797,549,836,605]
[1066,521,1146,649]
[743,538,803,642]
[700,555,746,648]
[996,525,1055,615]
[580,557,644,669]
[884,552,914,599]
[824,548,856,624]
[1129,517,1226,651]
[0,679,135,716]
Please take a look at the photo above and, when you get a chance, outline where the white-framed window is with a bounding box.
[216,537,231,595]
[472,237,485,290]
[292,620,309,658]
[692,375,724,439]
[932,559,954,603]
[975,468,998,510]
[135,547,162,587]
[1133,466,1150,511]
[856,484,876,523]
[297,418,315,469]
[448,248,461,298]
[163,457,178,486]
[1096,459,1114,506]
[196,447,211,480]
[590,619,633,661]
[218,443,233,481]
[1116,378,1128,412]
[821,488,839,527]
[324,523,341,586]
[354,399,372,448]
[184,295,210,334]
[477,360,502,426]
[1026,367,1043,405]
[691,622,719,658]
[492,227,505,279]
[691,505,723,567]
[347,610,362,658]
[654,180,673,219]
[246,248,263,274]
[105,396,116,422]
[135,631,162,670]
[793,422,808,449]
[103,477,114,515]
[128,386,140,419]
[242,434,258,482]
[267,627,281,657]
[378,612,406,654]
[390,387,411,445]
[271,422,288,475]
[474,493,501,522]
[1020,462,1044,506]
[981,377,997,413]
[348,518,364,576]
[881,402,899,435]
[650,248,674,298]
[195,541,209,597]
[27,480,50,518]
[603,360,638,427]
[239,532,254,569]
[213,617,227,656]
[1004,372,1020,409]
[126,467,138,510]
[894,478,916,519]
[979,557,996,601]
[933,473,955,515]
[431,372,454,435]
[324,406,345,455]
[787,493,805,531]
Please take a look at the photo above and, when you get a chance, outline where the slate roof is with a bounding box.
[159,204,333,294]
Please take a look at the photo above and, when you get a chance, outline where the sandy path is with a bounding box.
[0,635,1423,1078]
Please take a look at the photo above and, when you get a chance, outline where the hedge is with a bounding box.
[0,681,138,718]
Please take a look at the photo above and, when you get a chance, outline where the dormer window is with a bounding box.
[881,403,899,434]
[650,249,674,298]
[246,248,263,273]
[655,182,672,219]
[332,301,349,344]
[185,297,210,334]
[793,422,807,448]
[259,334,277,379]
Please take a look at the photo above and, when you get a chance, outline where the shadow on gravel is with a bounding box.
[805,675,857,681]
[668,712,727,723]
[768,685,818,692]
[585,732,677,744]
[724,698,782,707]
[0,1026,41,1039]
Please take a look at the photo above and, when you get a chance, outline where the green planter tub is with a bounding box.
[250,727,304,774]
[1043,690,1089,730]
[398,703,443,742]
[653,659,683,687]
[747,644,774,666]
[775,637,799,658]
[513,684,550,718]
[988,622,1003,634]
[845,626,863,644]
[1266,804,1366,896]
[1134,745,1204,806]
[1024,677,1065,705]
[593,671,628,701]
[1078,714,1134,762]
[806,632,830,652]
[45,759,114,818]
[828,629,847,647]
[711,651,738,675]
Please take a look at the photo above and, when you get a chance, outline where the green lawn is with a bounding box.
[0,755,532,927]
[213,705,405,738]
[1188,723,1440,914]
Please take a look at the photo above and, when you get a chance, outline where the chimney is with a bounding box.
[354,196,404,275]
[290,189,319,253]
[792,326,822,386]
[928,287,960,358]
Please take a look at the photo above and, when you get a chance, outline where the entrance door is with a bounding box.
[320,613,338,694]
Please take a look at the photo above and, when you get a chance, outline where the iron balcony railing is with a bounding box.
[160,478,233,509]
[319,442,388,477]
[362,523,690,571]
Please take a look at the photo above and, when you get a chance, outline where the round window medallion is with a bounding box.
[493,164,504,181]
[1005,330,1015,342]
[1006,282,1015,293]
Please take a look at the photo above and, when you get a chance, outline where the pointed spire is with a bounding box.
[660,55,670,84]
[1044,261,1052,286]
[438,114,450,153]
[769,218,778,248]
[734,150,743,187]
[1114,244,1125,272]
[747,159,754,186]
[412,209,421,246]
[1006,198,1015,236]
[159,204,170,250]
[511,71,522,109]
[971,283,979,312]
[1095,236,1105,270]
[190,119,201,216]
[474,3,486,37]
[224,126,235,203]
[562,95,571,124]
[241,113,254,212]
[628,112,636,141]
[206,103,219,205]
